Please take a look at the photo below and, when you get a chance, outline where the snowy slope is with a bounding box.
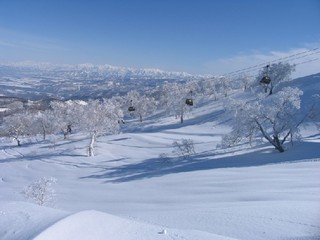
[0,201,68,240]
[0,74,319,240]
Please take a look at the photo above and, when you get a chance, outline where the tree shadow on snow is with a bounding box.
[123,109,228,134]
[82,141,320,183]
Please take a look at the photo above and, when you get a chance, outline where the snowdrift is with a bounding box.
[34,210,237,240]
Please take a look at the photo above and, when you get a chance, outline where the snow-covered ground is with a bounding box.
[0,76,320,240]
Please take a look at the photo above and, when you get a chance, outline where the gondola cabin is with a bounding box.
[260,76,271,84]
[260,64,271,85]
[128,106,135,112]
[185,98,193,106]
[128,100,135,112]
[185,90,193,106]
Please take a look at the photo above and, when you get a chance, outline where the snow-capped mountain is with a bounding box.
[1,61,198,79]
[0,62,207,100]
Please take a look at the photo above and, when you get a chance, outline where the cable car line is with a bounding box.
[228,52,320,78]
[292,57,320,67]
[226,49,320,77]
[205,47,320,79]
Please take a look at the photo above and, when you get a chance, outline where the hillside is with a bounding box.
[0,73,319,240]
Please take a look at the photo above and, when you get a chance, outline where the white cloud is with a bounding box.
[205,46,320,78]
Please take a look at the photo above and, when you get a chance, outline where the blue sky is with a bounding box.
[0,0,319,76]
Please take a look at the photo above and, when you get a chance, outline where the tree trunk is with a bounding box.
[88,132,96,157]
[269,83,274,95]
[139,114,143,122]
[180,115,184,124]
[269,88,273,95]
[255,119,285,153]
[63,131,68,140]
[14,137,21,146]
[42,126,46,140]
[273,136,285,153]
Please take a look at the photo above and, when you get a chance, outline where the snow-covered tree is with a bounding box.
[50,100,84,139]
[137,95,157,122]
[1,112,34,146]
[256,62,295,95]
[159,82,193,123]
[221,62,303,153]
[80,99,121,157]
[199,78,219,100]
[199,76,232,100]
[306,94,320,131]
[172,138,196,159]
[222,87,303,152]
[21,177,57,206]
[159,82,173,112]
[32,110,57,140]
[238,74,255,91]
[125,90,156,122]
[185,80,200,95]
[217,76,232,97]
[109,96,126,124]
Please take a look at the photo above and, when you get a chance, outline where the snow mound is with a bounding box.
[0,201,68,240]
[34,210,238,240]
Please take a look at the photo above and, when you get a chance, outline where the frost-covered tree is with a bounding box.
[222,87,303,152]
[125,90,156,122]
[109,96,126,123]
[304,94,320,131]
[199,78,220,100]
[238,74,255,91]
[160,82,193,123]
[80,99,121,157]
[32,110,57,140]
[217,76,232,97]
[172,139,196,159]
[137,95,157,122]
[159,82,173,112]
[110,95,126,112]
[222,62,302,153]
[1,112,34,146]
[50,100,84,139]
[256,62,295,95]
[185,80,200,95]
[21,177,57,206]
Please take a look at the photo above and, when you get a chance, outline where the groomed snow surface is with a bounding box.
[1,75,320,240]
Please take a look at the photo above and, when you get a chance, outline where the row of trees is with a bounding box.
[0,73,242,156]
[1,99,122,156]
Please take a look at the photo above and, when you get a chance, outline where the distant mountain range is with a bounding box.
[0,61,205,80]
[0,62,210,100]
